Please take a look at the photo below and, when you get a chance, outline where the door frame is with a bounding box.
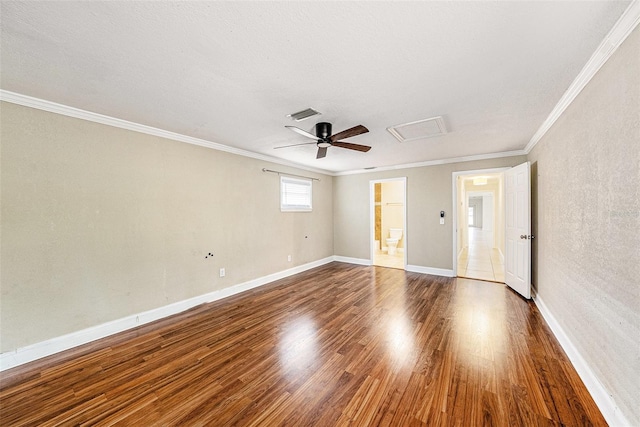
[452,167,510,276]
[370,177,407,269]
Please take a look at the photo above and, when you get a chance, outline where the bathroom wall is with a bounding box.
[381,181,404,249]
[0,101,334,352]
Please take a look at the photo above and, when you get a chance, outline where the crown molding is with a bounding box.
[0,90,529,177]
[0,90,332,177]
[334,150,527,176]
[524,0,640,154]
[2,2,637,176]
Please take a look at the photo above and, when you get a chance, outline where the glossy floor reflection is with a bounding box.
[0,263,605,426]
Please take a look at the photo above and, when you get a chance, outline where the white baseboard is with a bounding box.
[405,265,455,277]
[0,256,334,372]
[333,256,371,266]
[335,258,454,279]
[3,260,629,425]
[534,293,631,427]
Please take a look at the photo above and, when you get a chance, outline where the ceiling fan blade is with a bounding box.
[332,141,372,152]
[329,125,369,142]
[285,126,319,140]
[316,147,328,159]
[273,142,316,149]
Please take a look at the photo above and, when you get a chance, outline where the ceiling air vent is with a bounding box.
[387,116,447,143]
[286,108,321,122]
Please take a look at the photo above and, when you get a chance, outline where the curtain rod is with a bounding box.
[262,168,320,181]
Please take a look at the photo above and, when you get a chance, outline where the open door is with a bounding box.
[504,161,532,299]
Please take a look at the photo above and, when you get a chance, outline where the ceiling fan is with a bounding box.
[276,122,371,159]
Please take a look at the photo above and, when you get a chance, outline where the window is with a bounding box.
[280,176,312,212]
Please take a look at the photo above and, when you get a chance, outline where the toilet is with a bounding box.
[386,228,403,255]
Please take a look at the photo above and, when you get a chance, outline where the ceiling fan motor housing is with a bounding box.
[316,122,332,140]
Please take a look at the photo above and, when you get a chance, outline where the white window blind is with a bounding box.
[280,176,312,212]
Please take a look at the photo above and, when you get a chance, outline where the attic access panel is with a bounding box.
[387,116,447,143]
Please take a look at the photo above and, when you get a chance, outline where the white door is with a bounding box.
[504,162,531,299]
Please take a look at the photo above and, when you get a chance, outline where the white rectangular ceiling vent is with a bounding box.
[287,108,321,121]
[387,116,447,142]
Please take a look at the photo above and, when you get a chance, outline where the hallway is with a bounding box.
[458,227,505,282]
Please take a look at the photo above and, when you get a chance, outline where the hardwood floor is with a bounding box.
[0,262,605,426]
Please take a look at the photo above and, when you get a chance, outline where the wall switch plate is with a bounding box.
[219,268,225,277]
[440,218,445,225]
[287,255,292,262]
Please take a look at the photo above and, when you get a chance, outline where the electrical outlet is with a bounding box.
[219,268,225,277]
[287,255,292,262]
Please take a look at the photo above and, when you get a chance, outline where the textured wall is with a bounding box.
[528,27,640,425]
[0,102,333,352]
[333,156,526,268]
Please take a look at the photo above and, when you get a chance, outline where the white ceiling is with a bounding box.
[0,1,632,173]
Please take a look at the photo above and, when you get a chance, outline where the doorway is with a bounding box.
[453,169,508,282]
[370,178,406,269]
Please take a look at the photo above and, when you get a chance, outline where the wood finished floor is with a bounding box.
[0,262,605,426]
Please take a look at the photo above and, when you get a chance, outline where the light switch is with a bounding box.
[440,218,445,225]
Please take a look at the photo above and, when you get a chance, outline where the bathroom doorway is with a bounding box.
[370,177,407,269]
[453,169,508,282]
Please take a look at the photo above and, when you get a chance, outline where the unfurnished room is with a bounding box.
[1,1,639,426]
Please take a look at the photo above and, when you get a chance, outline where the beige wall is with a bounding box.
[333,156,526,268]
[0,102,334,352]
[528,27,640,425]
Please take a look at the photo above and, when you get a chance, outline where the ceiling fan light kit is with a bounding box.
[278,121,371,159]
